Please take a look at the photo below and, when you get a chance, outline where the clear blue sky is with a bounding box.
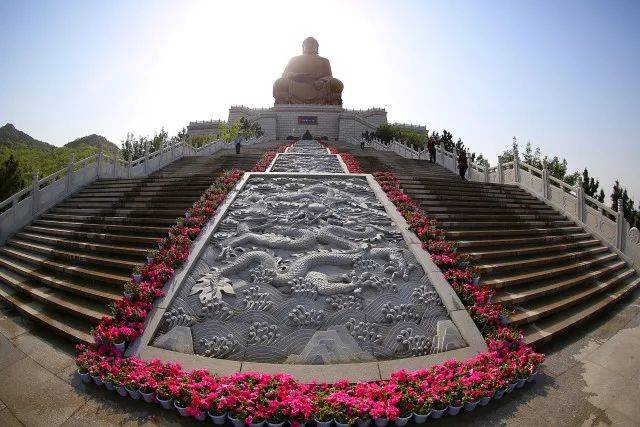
[1,0,638,202]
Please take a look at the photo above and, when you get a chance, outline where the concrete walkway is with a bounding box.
[0,288,639,426]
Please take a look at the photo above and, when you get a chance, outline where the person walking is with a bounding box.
[427,138,437,164]
[458,149,468,180]
[360,138,366,150]
[234,136,242,154]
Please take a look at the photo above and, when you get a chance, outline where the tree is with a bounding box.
[151,128,168,152]
[0,154,25,201]
[217,121,240,143]
[171,127,188,144]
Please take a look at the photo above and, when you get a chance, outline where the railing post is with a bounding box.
[96,149,103,179]
[112,154,117,177]
[575,176,584,221]
[452,147,458,172]
[144,141,149,174]
[128,159,133,178]
[541,161,550,199]
[497,161,504,184]
[466,152,472,181]
[512,140,520,183]
[616,199,625,250]
[484,165,490,183]
[31,170,39,215]
[66,153,75,192]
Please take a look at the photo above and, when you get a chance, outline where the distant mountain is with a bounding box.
[0,123,54,150]
[64,134,119,154]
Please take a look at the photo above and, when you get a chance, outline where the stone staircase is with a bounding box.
[337,143,640,346]
[0,146,274,344]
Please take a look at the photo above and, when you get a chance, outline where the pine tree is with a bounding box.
[582,168,601,198]
[0,154,26,201]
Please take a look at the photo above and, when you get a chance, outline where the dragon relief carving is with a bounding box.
[153,141,463,363]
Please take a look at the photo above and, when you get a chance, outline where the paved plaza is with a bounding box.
[0,286,638,426]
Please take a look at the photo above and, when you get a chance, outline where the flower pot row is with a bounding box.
[78,368,539,424]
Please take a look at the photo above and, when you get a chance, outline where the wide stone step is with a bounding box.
[15,232,149,257]
[0,281,93,344]
[24,225,159,245]
[494,260,629,305]
[483,253,618,289]
[448,226,582,239]
[0,266,108,323]
[33,219,169,235]
[523,276,640,346]
[50,207,186,217]
[74,188,208,197]
[430,212,565,221]
[409,192,539,203]
[509,269,638,326]
[57,200,194,210]
[0,254,122,303]
[457,232,591,248]
[420,205,555,214]
[0,247,130,286]
[468,238,601,260]
[417,199,550,210]
[40,213,177,226]
[477,246,609,274]
[440,220,575,230]
[7,239,142,271]
[66,195,198,203]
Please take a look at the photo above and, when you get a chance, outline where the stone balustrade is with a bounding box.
[348,136,640,271]
[0,135,271,244]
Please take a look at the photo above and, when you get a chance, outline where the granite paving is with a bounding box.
[1,286,639,425]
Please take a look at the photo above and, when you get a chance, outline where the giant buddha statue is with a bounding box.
[273,37,343,105]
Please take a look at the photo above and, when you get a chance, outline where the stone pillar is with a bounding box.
[512,139,520,183]
[576,175,584,222]
[66,153,75,193]
[497,161,504,184]
[616,199,625,250]
[466,152,472,181]
[484,164,490,183]
[128,159,133,178]
[452,147,458,173]
[96,148,103,178]
[31,170,39,215]
[144,141,150,174]
[541,161,550,199]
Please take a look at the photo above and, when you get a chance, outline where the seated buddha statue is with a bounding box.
[273,37,344,105]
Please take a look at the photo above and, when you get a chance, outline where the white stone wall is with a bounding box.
[187,120,223,137]
[227,105,388,140]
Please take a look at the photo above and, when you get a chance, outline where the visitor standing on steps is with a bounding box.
[361,139,366,150]
[458,150,468,180]
[427,137,437,163]
[234,137,242,154]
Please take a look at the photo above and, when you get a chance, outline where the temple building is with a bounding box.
[187,37,388,140]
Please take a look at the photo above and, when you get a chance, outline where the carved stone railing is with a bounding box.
[347,136,640,270]
[0,135,271,244]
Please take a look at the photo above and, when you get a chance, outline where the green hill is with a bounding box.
[0,124,121,200]
[64,134,119,154]
[0,123,54,150]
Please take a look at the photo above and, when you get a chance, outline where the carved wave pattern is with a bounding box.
[151,142,464,364]
[271,154,344,173]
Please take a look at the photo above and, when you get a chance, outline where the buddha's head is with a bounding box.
[302,37,319,55]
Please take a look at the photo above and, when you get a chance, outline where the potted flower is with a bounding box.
[155,381,174,410]
[123,280,138,300]
[132,266,142,283]
[173,384,193,417]
[140,378,156,403]
[456,253,471,268]
[471,267,481,286]
[313,398,334,427]
[412,397,431,424]
[499,308,511,326]
[146,249,157,264]
[74,350,91,384]
[207,395,228,425]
